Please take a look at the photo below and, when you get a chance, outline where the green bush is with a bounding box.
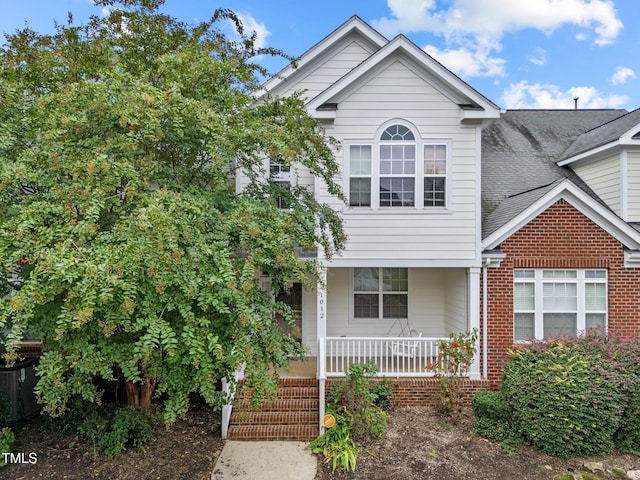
[329,362,389,443]
[616,386,640,455]
[312,361,391,472]
[98,406,155,456]
[309,406,358,473]
[370,380,393,411]
[502,337,625,458]
[0,427,15,468]
[472,391,510,442]
[45,394,100,437]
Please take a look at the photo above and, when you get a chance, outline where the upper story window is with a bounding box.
[270,158,291,209]
[347,122,448,209]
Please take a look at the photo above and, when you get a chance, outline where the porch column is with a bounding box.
[317,264,327,432]
[468,267,481,380]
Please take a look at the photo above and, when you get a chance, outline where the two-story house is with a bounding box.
[226,16,640,439]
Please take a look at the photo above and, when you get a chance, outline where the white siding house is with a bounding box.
[245,16,501,382]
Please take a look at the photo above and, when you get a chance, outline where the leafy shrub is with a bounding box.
[309,406,358,473]
[370,380,393,411]
[502,336,626,458]
[472,391,510,443]
[0,427,15,468]
[312,361,391,472]
[45,394,100,437]
[616,386,640,455]
[98,406,155,456]
[427,329,478,422]
[329,362,389,443]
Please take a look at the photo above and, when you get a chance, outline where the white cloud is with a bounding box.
[374,0,622,45]
[424,44,506,77]
[611,66,636,85]
[528,48,547,67]
[501,81,628,109]
[372,0,623,79]
[236,13,271,50]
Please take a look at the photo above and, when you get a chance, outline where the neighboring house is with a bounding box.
[482,109,640,386]
[229,16,640,437]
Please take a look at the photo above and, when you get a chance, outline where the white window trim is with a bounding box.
[513,269,608,342]
[344,127,451,211]
[350,267,410,323]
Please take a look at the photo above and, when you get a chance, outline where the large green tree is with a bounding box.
[0,0,344,422]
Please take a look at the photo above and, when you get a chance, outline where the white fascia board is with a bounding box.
[323,258,481,268]
[261,16,387,95]
[557,141,619,166]
[482,180,640,251]
[306,35,500,118]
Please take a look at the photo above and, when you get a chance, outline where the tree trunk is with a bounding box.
[123,371,157,407]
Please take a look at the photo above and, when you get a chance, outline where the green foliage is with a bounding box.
[428,329,478,422]
[370,380,394,411]
[44,394,101,437]
[501,332,635,458]
[311,362,391,473]
[329,361,389,442]
[616,386,640,455]
[97,406,155,456]
[0,0,344,422]
[309,406,358,473]
[471,391,510,443]
[0,427,14,467]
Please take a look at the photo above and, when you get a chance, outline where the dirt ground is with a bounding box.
[314,406,640,480]
[4,399,224,480]
[4,403,640,480]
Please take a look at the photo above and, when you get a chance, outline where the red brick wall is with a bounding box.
[327,377,491,407]
[483,199,640,388]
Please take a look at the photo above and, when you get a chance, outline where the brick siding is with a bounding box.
[327,377,490,407]
[483,199,640,388]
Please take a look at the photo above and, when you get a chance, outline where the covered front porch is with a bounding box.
[295,265,482,380]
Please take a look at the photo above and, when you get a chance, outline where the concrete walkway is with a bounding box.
[211,441,317,480]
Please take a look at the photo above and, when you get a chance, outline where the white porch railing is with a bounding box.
[321,336,454,378]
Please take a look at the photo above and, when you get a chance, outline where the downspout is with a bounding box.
[482,258,490,380]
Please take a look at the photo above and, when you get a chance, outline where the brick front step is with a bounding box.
[227,379,320,441]
[226,424,319,441]
[236,397,319,412]
[230,410,318,425]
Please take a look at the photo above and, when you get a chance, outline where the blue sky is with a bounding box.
[1,0,638,110]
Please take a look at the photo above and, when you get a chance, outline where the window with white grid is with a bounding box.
[513,269,607,341]
[346,123,448,209]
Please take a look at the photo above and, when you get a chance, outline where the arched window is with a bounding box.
[346,122,448,209]
[379,124,416,207]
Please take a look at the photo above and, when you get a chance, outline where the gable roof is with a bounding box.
[306,34,501,122]
[260,16,387,97]
[482,109,627,238]
[558,107,640,165]
[482,179,640,251]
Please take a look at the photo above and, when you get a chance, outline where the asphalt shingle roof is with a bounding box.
[482,109,628,239]
[560,107,640,161]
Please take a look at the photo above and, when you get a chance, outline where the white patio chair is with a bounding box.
[389,329,422,358]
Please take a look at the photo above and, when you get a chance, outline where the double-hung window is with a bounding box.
[349,145,372,207]
[424,144,446,207]
[347,123,448,209]
[270,158,291,209]
[513,269,607,341]
[353,267,408,320]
